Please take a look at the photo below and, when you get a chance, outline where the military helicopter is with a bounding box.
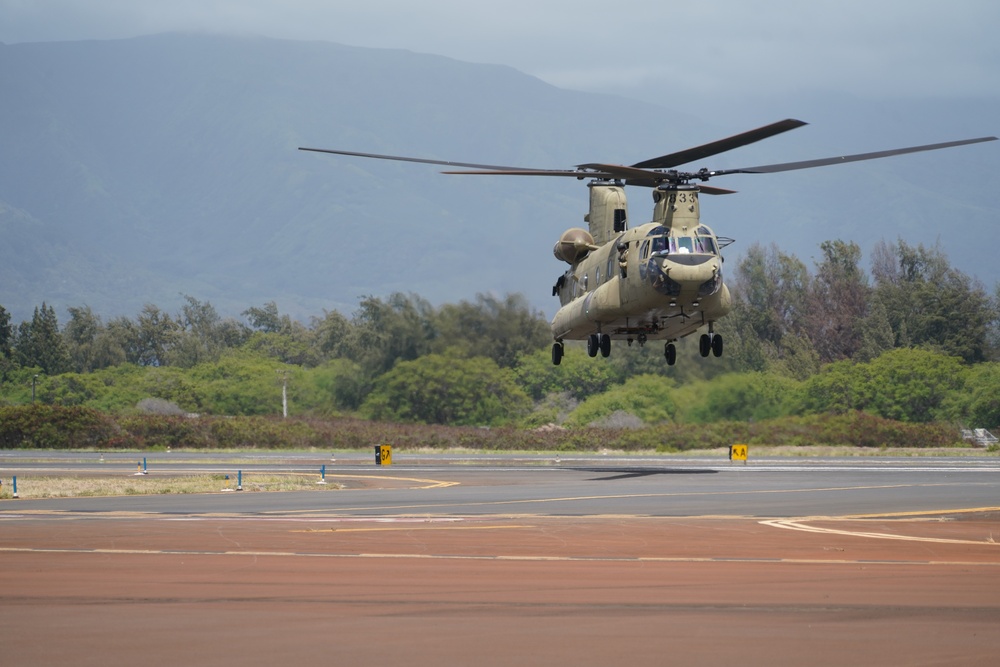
[300,119,995,366]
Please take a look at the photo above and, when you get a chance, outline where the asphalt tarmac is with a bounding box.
[2,452,999,666]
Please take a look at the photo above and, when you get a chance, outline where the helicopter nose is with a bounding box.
[650,256,721,300]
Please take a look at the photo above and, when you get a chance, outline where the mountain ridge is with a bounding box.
[1,33,997,323]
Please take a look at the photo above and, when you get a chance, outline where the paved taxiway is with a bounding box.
[2,452,999,666]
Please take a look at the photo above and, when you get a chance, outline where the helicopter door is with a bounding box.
[618,240,640,305]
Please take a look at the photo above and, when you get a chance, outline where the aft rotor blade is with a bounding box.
[298,147,534,172]
[710,136,998,176]
[631,118,807,170]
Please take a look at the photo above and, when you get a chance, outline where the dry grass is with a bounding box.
[0,473,341,499]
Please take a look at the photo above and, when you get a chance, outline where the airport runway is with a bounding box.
[2,453,999,666]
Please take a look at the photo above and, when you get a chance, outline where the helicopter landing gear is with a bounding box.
[588,333,611,358]
[699,332,724,358]
[665,342,677,366]
[551,341,564,366]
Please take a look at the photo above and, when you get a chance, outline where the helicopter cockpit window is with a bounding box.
[675,237,695,254]
[640,240,650,260]
[695,226,718,255]
[650,236,668,254]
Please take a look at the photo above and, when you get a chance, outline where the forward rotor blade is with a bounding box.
[631,118,807,170]
[442,168,609,177]
[695,185,738,195]
[710,136,998,176]
[298,147,533,172]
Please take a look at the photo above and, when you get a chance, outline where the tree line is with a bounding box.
[1,238,999,431]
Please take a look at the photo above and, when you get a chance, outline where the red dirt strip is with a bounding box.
[2,514,999,666]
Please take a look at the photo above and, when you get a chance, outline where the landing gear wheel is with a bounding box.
[711,333,724,357]
[587,334,599,358]
[665,342,677,366]
[551,342,564,366]
[699,333,711,357]
[599,333,611,358]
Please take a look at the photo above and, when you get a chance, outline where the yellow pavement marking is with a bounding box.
[838,506,1000,520]
[321,474,460,490]
[293,524,531,533]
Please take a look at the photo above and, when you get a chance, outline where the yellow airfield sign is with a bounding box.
[375,445,393,466]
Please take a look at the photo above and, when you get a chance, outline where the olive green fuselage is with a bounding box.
[550,184,730,344]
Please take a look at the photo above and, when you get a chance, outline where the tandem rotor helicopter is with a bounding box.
[300,119,996,366]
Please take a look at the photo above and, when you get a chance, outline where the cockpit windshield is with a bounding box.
[645,225,721,257]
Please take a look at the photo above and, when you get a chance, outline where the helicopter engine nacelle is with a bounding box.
[553,228,595,264]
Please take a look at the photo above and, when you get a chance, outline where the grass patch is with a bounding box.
[0,473,341,499]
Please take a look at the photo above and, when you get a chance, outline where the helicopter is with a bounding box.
[300,119,996,366]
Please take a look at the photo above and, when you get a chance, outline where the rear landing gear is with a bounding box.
[699,333,724,358]
[587,334,611,358]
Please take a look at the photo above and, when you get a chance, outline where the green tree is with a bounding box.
[564,374,677,427]
[956,362,1000,429]
[726,243,814,370]
[432,293,550,368]
[854,296,895,363]
[301,358,368,412]
[798,348,967,423]
[14,303,69,375]
[797,359,870,415]
[0,305,11,358]
[311,308,358,360]
[732,243,810,349]
[872,240,994,363]
[126,304,181,367]
[805,240,871,362]
[170,296,250,367]
[361,353,530,426]
[186,349,296,415]
[352,293,437,375]
[0,304,13,381]
[864,348,967,423]
[243,301,288,334]
[514,346,622,402]
[63,305,129,373]
[685,372,799,423]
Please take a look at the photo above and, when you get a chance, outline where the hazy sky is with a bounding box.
[2,0,998,104]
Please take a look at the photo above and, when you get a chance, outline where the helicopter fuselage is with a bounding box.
[551,184,730,350]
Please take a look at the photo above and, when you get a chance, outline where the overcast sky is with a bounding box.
[3,0,998,105]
